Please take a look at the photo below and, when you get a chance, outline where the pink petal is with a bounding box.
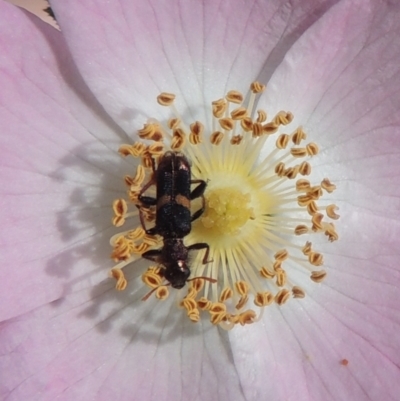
[1,285,245,401]
[50,0,338,131]
[0,2,129,320]
[261,0,400,203]
[231,1,400,399]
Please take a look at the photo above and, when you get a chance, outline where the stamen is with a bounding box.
[110,81,339,328]
[212,99,227,118]
[292,286,306,298]
[226,90,244,104]
[157,92,176,106]
[110,267,127,291]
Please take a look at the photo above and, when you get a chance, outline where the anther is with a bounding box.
[274,249,288,261]
[139,124,163,142]
[260,267,275,279]
[219,118,234,131]
[325,223,339,242]
[142,269,163,288]
[212,99,227,118]
[302,242,312,255]
[141,152,155,169]
[292,127,307,144]
[291,148,308,158]
[273,111,293,126]
[254,291,274,307]
[197,297,212,310]
[226,90,244,104]
[240,117,253,132]
[292,286,305,298]
[189,121,204,144]
[230,135,243,145]
[262,122,279,135]
[210,131,224,145]
[295,225,309,235]
[181,297,197,312]
[190,121,204,136]
[299,161,311,175]
[276,134,289,149]
[273,260,282,271]
[130,165,146,187]
[275,268,287,287]
[250,81,266,93]
[157,92,176,106]
[296,179,311,191]
[113,199,127,217]
[132,142,148,156]
[272,111,289,126]
[310,270,327,283]
[308,186,322,200]
[168,118,181,130]
[285,166,300,179]
[210,302,228,325]
[256,110,267,123]
[155,286,169,300]
[311,213,324,231]
[306,142,319,156]
[190,278,205,292]
[275,162,286,177]
[138,123,156,139]
[275,289,291,305]
[238,310,256,325]
[148,142,164,155]
[321,178,337,193]
[236,295,249,310]
[119,144,136,157]
[110,268,128,291]
[309,252,324,266]
[185,287,198,299]
[307,201,319,215]
[252,122,263,137]
[219,287,234,302]
[297,193,313,207]
[126,227,145,241]
[188,309,200,323]
[326,204,340,220]
[235,281,249,296]
[171,128,186,150]
[231,107,248,120]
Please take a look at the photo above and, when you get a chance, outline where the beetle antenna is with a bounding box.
[142,277,216,301]
[142,282,171,301]
[187,276,217,284]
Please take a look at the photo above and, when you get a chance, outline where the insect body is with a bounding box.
[138,151,211,290]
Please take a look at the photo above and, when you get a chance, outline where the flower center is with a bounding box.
[109,82,339,329]
[200,187,253,235]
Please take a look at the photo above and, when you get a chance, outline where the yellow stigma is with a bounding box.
[109,81,339,329]
[200,187,254,235]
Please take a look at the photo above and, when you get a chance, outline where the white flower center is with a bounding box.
[109,82,339,329]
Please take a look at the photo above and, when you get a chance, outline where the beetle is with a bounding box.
[137,151,213,293]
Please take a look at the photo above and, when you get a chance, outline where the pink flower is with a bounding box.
[1,0,400,400]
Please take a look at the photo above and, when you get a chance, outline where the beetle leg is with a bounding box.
[190,179,207,221]
[190,179,207,200]
[138,195,157,206]
[191,203,205,222]
[138,177,157,206]
[141,248,162,262]
[187,242,213,264]
[138,163,158,206]
[136,204,158,235]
